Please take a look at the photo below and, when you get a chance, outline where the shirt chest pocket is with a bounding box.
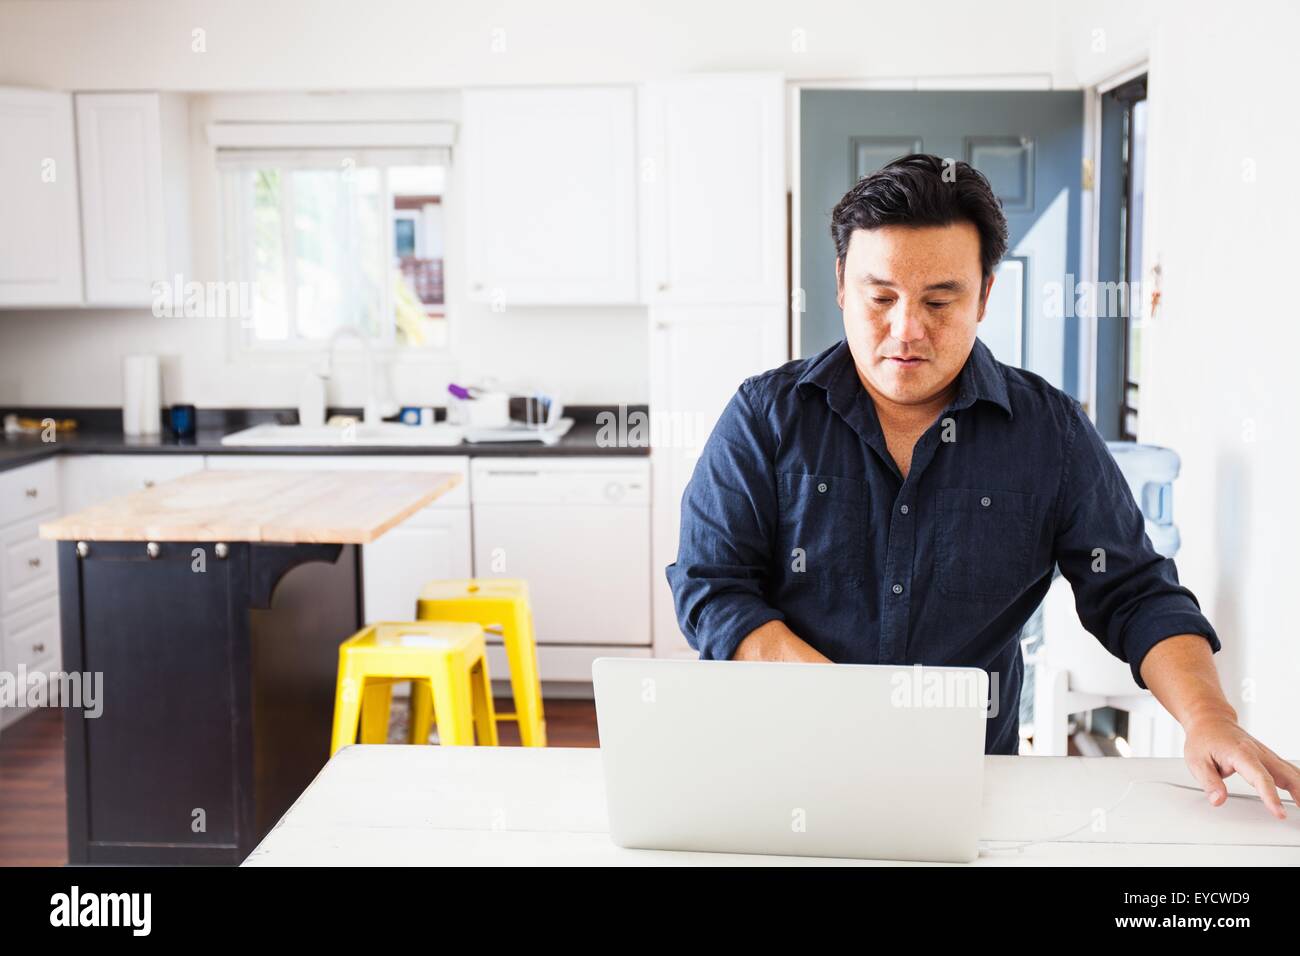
[935,487,1037,600]
[775,473,869,592]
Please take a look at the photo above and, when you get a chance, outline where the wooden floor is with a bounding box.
[0,696,600,868]
[0,708,66,867]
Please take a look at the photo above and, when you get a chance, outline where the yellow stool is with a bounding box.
[415,578,547,747]
[329,621,498,756]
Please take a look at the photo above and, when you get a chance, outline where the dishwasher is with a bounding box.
[469,457,651,648]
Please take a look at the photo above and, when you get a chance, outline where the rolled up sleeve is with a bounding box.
[665,382,785,661]
[1051,399,1220,688]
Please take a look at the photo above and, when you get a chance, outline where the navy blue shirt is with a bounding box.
[666,337,1220,754]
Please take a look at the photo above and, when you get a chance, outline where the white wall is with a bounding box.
[1134,0,1300,756]
[1055,0,1160,86]
[0,0,1062,90]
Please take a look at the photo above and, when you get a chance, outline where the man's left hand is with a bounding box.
[1183,714,1300,820]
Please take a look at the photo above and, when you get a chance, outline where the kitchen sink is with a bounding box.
[220,422,464,447]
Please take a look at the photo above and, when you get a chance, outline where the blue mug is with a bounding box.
[169,404,196,438]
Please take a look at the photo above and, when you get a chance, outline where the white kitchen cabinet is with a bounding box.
[58,454,207,517]
[0,459,62,730]
[2,596,59,680]
[462,86,638,305]
[204,455,472,623]
[638,74,786,306]
[0,455,58,524]
[75,93,191,305]
[2,517,58,610]
[649,307,788,658]
[1,596,61,730]
[0,88,83,306]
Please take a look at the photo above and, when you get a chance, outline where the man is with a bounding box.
[667,154,1298,817]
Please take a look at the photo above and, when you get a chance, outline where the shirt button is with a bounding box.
[817,482,828,493]
[980,496,991,507]
[892,583,904,595]
[900,504,909,515]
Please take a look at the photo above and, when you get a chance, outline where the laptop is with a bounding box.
[592,657,988,863]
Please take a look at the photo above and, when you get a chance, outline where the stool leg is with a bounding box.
[360,681,393,744]
[409,679,435,744]
[470,657,499,746]
[329,657,364,757]
[428,663,475,746]
[503,603,547,747]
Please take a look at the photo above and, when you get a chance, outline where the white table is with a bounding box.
[244,746,1300,866]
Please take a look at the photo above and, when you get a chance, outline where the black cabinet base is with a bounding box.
[58,540,363,865]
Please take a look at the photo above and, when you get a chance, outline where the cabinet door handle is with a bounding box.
[25,487,38,498]
[28,557,41,568]
[33,643,46,654]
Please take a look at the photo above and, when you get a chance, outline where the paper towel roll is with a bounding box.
[122,354,161,436]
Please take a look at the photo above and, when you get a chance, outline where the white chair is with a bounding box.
[1030,574,1185,757]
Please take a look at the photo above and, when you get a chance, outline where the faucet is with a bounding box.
[325,327,382,426]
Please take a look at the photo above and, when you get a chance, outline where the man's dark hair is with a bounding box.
[831,153,1008,285]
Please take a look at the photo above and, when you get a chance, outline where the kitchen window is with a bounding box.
[218,146,449,350]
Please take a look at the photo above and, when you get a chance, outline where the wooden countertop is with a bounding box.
[38,468,462,544]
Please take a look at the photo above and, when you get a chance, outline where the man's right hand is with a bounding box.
[732,620,832,663]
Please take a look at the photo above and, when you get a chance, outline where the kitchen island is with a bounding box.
[39,468,461,865]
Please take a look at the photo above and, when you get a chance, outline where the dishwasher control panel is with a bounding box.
[469,458,650,506]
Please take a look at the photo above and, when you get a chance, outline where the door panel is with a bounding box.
[852,137,923,180]
[0,88,83,305]
[640,75,785,305]
[799,90,1084,394]
[78,546,243,849]
[462,87,637,304]
[648,306,786,656]
[76,93,167,304]
[362,510,471,622]
[981,256,1028,369]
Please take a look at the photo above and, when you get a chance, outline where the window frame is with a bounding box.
[217,144,451,361]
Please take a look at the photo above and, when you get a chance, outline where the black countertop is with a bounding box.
[0,405,649,474]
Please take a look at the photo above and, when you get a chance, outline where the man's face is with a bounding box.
[837,221,992,408]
